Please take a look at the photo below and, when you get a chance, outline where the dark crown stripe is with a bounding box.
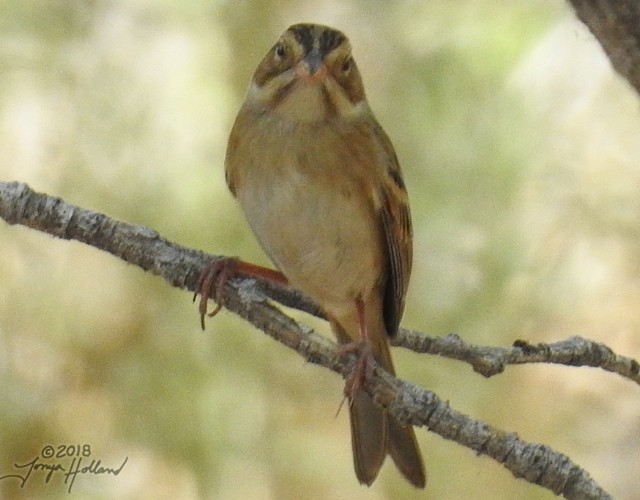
[289,24,315,54]
[288,24,346,56]
[319,28,345,54]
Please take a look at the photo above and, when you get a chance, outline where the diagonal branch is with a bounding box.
[0,180,617,498]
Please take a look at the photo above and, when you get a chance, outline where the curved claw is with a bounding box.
[194,258,289,329]
[195,257,240,330]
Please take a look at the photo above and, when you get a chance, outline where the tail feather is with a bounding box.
[349,387,386,485]
[332,320,426,488]
[387,417,426,488]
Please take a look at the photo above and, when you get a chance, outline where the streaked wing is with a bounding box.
[371,123,413,336]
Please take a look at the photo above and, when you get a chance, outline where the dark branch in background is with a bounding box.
[0,181,620,498]
[568,0,640,93]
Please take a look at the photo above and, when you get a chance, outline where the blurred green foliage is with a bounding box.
[2,1,640,499]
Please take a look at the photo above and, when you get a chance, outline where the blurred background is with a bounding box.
[1,1,640,498]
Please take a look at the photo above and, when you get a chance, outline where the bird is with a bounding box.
[198,22,425,488]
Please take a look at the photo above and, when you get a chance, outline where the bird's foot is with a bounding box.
[338,341,377,400]
[194,257,239,329]
[194,257,288,329]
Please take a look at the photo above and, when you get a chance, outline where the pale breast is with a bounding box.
[231,114,385,318]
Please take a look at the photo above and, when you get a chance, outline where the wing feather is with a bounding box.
[371,123,413,336]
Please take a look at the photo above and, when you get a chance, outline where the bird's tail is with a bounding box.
[332,320,426,488]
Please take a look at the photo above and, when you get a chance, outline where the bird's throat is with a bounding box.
[274,82,330,122]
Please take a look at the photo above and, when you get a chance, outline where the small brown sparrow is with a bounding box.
[200,23,425,488]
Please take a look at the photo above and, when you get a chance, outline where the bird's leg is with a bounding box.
[338,296,376,398]
[194,257,288,329]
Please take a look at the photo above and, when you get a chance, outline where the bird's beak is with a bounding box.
[305,48,324,74]
[296,48,327,83]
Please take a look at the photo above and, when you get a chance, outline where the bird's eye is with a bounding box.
[275,44,287,60]
[342,57,352,73]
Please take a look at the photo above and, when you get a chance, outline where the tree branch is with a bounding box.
[0,180,619,498]
[1,181,636,385]
[395,330,640,385]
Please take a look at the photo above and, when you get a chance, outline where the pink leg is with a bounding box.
[338,296,376,398]
[194,257,288,329]
[356,296,369,342]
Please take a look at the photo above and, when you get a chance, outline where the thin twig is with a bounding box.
[393,329,640,385]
